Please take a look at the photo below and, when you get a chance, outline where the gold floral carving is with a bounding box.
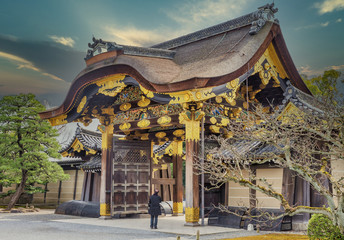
[119,102,131,111]
[96,74,126,97]
[140,133,149,140]
[173,129,185,137]
[137,119,150,128]
[249,89,262,100]
[179,109,204,141]
[137,96,151,107]
[253,43,289,88]
[157,115,171,126]
[229,78,239,88]
[76,116,93,126]
[185,207,200,223]
[119,122,131,131]
[215,96,222,103]
[140,85,216,104]
[101,106,114,116]
[220,118,230,126]
[77,96,87,113]
[209,125,220,133]
[210,117,217,124]
[155,132,166,139]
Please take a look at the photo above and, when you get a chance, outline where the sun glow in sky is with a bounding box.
[0,0,343,106]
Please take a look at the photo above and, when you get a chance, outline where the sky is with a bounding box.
[0,0,343,107]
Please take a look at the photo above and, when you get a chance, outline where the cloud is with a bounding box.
[0,35,85,82]
[103,0,253,46]
[166,0,254,30]
[295,21,332,30]
[0,51,63,81]
[320,21,330,27]
[336,18,342,22]
[330,64,344,70]
[298,64,344,77]
[103,26,171,47]
[298,65,325,76]
[49,35,75,47]
[314,0,344,14]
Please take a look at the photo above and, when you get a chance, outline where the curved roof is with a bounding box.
[40,3,310,121]
[59,124,102,156]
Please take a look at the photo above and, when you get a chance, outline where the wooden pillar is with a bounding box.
[172,141,184,216]
[179,104,204,226]
[99,124,113,219]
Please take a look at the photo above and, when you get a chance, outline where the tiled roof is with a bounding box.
[215,140,282,160]
[153,141,172,155]
[59,125,102,154]
[49,156,84,165]
[79,155,101,171]
[281,81,324,115]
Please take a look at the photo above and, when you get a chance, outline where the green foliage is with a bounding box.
[307,214,344,240]
[304,69,342,103]
[0,94,68,205]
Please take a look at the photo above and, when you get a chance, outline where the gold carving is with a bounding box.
[220,118,230,126]
[101,125,114,150]
[230,78,239,88]
[249,89,262,100]
[228,99,236,106]
[119,122,131,131]
[77,96,87,113]
[252,43,288,88]
[155,132,166,139]
[185,207,200,223]
[48,114,67,126]
[157,115,172,126]
[210,117,217,124]
[101,106,114,116]
[179,108,204,141]
[184,93,191,101]
[139,85,154,98]
[140,133,149,141]
[100,203,111,216]
[137,96,151,107]
[195,91,202,99]
[173,129,185,137]
[96,74,126,97]
[137,119,150,128]
[243,101,249,109]
[209,125,220,133]
[215,96,222,103]
[119,102,131,111]
[173,202,183,214]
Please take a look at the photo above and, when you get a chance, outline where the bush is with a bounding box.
[307,214,344,240]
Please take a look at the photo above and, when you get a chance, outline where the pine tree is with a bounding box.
[0,93,68,210]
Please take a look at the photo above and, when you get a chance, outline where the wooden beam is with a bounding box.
[151,178,176,185]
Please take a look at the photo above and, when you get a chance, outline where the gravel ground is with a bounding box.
[0,210,305,240]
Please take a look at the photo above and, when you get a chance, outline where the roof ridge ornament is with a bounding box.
[85,36,176,61]
[85,37,123,61]
[249,3,279,35]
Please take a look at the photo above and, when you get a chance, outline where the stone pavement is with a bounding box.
[0,209,267,240]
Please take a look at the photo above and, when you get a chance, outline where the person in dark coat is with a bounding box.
[148,188,162,229]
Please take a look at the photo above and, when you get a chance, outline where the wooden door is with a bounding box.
[112,141,151,215]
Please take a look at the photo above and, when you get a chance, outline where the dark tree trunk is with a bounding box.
[5,170,27,210]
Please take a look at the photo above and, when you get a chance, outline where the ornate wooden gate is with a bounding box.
[112,141,151,215]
